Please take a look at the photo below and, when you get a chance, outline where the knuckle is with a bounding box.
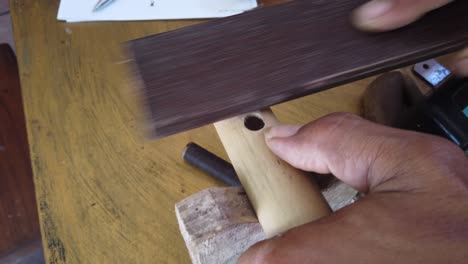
[322,112,360,123]
[303,112,362,135]
[415,135,463,163]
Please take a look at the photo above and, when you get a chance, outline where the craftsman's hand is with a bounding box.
[352,0,468,76]
[238,113,468,264]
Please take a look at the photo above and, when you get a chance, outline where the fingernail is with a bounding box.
[265,125,301,140]
[354,0,394,21]
[454,58,468,76]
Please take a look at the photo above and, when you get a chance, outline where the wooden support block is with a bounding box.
[176,188,265,264]
[176,184,357,264]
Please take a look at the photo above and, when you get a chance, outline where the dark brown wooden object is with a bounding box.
[129,0,468,138]
[0,44,41,255]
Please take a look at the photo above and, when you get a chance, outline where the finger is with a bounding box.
[264,125,302,140]
[453,47,468,76]
[265,113,463,193]
[352,0,453,32]
[266,113,379,192]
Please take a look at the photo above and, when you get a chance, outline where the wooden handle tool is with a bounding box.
[215,109,331,238]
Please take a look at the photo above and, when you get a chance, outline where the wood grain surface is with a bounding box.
[176,183,357,264]
[129,0,468,137]
[176,187,264,264]
[11,0,373,263]
[0,44,41,255]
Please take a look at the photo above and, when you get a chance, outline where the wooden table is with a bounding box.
[10,1,374,262]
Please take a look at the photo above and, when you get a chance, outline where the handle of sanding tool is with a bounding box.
[215,109,331,238]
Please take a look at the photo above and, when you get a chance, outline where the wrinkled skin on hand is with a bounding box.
[239,113,468,264]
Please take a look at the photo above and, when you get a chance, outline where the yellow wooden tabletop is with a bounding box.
[10,0,374,263]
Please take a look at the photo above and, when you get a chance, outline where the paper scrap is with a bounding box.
[57,0,258,23]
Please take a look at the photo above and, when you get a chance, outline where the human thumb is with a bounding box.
[265,113,373,192]
[264,112,463,193]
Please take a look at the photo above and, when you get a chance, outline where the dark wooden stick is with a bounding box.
[128,0,468,138]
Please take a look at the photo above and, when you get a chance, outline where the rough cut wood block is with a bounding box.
[176,183,357,264]
[176,188,265,264]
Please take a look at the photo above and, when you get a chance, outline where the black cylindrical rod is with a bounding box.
[183,143,241,187]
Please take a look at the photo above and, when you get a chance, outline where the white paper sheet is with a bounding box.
[57,0,258,22]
